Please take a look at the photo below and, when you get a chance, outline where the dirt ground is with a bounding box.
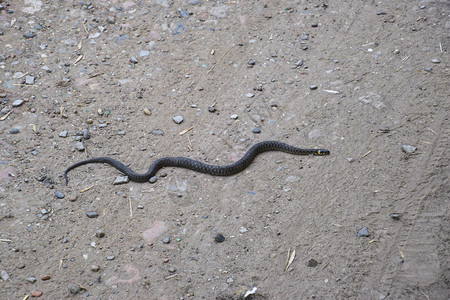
[0,0,448,299]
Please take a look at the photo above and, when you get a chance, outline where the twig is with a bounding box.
[439,42,443,53]
[129,196,133,218]
[87,73,104,79]
[426,128,437,135]
[0,110,13,121]
[207,44,235,75]
[187,135,193,151]
[82,22,89,35]
[80,185,94,193]
[419,289,430,300]
[179,127,193,135]
[362,150,372,158]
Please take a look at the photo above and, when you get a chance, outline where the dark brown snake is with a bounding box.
[64,141,330,185]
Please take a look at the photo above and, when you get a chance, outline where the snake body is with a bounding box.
[64,141,329,185]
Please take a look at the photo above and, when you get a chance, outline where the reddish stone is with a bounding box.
[31,291,43,297]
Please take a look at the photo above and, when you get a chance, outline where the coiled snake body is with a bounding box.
[64,140,329,185]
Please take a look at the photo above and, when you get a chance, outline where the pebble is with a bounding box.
[55,191,64,199]
[12,99,24,107]
[137,205,144,209]
[95,230,105,238]
[140,50,150,57]
[26,276,37,283]
[31,291,43,297]
[130,56,138,64]
[307,259,319,267]
[431,59,440,64]
[152,130,164,135]
[41,275,51,281]
[1,270,9,281]
[173,115,184,124]
[252,128,261,134]
[69,284,81,295]
[149,176,158,183]
[390,213,401,220]
[90,265,100,272]
[215,233,225,243]
[226,277,234,284]
[309,85,318,90]
[358,227,369,237]
[401,145,416,154]
[24,31,36,38]
[208,106,216,113]
[230,114,238,119]
[162,236,170,244]
[25,76,35,85]
[86,211,99,218]
[248,59,255,66]
[239,227,248,234]
[82,128,91,140]
[75,141,85,151]
[113,175,129,185]
[347,157,354,163]
[379,126,390,133]
[245,93,255,98]
[106,255,115,261]
[311,22,319,27]
[9,128,20,134]
[143,108,152,115]
[59,130,68,138]
[295,59,304,66]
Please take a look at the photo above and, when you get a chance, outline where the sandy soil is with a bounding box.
[0,0,449,299]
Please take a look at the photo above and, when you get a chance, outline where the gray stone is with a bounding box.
[401,145,416,154]
[82,128,90,140]
[239,227,248,234]
[95,230,105,238]
[24,31,36,38]
[431,59,440,64]
[358,227,369,237]
[86,211,99,218]
[295,59,304,66]
[69,284,81,295]
[252,128,261,134]
[245,93,255,98]
[12,99,24,107]
[25,76,35,85]
[162,236,170,244]
[26,276,37,283]
[113,175,129,185]
[55,191,64,199]
[309,85,318,90]
[1,270,9,281]
[59,130,68,138]
[75,141,85,151]
[130,56,138,64]
[230,114,238,119]
[9,128,20,134]
[149,176,157,183]
[140,50,150,57]
[173,115,184,124]
[152,130,164,135]
[106,255,115,261]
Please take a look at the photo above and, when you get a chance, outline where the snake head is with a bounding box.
[315,149,330,156]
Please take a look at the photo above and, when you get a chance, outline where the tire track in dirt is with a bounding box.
[359,116,449,299]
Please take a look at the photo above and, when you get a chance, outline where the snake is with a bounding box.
[63,140,330,185]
